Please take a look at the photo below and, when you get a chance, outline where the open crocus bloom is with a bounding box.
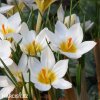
[0,40,13,67]
[19,23,47,56]
[9,61,29,82]
[0,76,15,99]
[47,21,96,59]
[0,5,14,13]
[57,4,94,31]
[30,47,72,91]
[0,12,21,40]
[0,62,28,99]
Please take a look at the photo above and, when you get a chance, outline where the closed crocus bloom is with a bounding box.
[30,47,72,91]
[0,40,13,67]
[57,5,94,31]
[57,4,79,27]
[47,21,96,59]
[0,12,21,40]
[64,14,80,28]
[35,0,56,14]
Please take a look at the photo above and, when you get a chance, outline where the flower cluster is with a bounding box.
[0,0,96,99]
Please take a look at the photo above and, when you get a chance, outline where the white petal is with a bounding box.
[55,21,68,37]
[20,43,28,54]
[0,58,13,68]
[41,47,55,69]
[85,20,94,31]
[20,22,29,35]
[8,12,21,27]
[57,4,64,22]
[0,32,4,40]
[13,33,22,43]
[0,85,15,99]
[23,71,29,82]
[50,43,59,52]
[22,30,36,44]
[18,53,28,72]
[39,38,47,49]
[78,41,96,55]
[29,57,42,74]
[35,83,51,91]
[46,29,60,46]
[53,59,68,78]
[60,51,82,59]
[31,75,38,83]
[52,78,72,89]
[0,13,8,24]
[69,23,83,45]
[64,14,80,27]
[35,28,48,44]
[0,5,14,13]
[0,40,11,58]
[0,76,9,87]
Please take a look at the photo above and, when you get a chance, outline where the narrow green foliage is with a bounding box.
[27,8,34,30]
[76,64,81,95]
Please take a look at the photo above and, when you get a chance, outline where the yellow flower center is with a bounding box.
[25,41,42,56]
[60,37,77,53]
[0,24,15,35]
[38,68,56,84]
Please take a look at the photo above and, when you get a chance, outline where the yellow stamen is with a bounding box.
[60,37,77,53]
[25,41,42,56]
[0,24,15,35]
[38,68,56,84]
[2,24,7,34]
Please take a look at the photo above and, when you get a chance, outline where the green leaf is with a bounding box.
[76,64,81,95]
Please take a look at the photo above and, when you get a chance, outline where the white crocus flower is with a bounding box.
[0,76,15,99]
[9,59,29,84]
[0,4,14,13]
[0,12,21,40]
[0,59,29,99]
[47,21,96,59]
[57,4,94,31]
[0,40,13,67]
[30,47,72,91]
[19,22,47,57]
[9,61,29,82]
[0,62,28,99]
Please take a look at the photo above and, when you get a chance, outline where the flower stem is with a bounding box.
[28,69,33,100]
[69,0,73,28]
[50,87,57,100]
[22,74,30,99]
